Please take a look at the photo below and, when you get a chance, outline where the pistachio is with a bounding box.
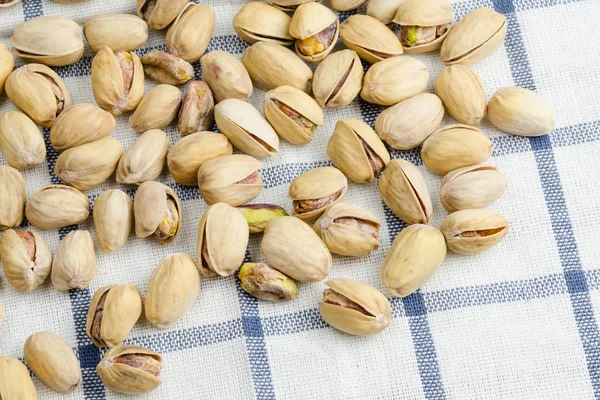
[92,47,145,115]
[435,65,486,125]
[167,132,233,186]
[237,204,288,233]
[421,124,493,175]
[375,93,444,150]
[5,64,71,128]
[0,229,52,292]
[0,166,26,230]
[313,203,381,257]
[393,0,453,53]
[129,84,182,133]
[313,49,364,108]
[441,209,509,254]
[264,86,324,145]
[340,15,403,64]
[378,159,432,225]
[97,345,162,394]
[167,3,215,63]
[51,230,96,291]
[319,278,391,336]
[487,87,556,137]
[134,181,182,244]
[331,0,367,11]
[86,284,143,347]
[239,263,298,301]
[440,7,507,66]
[289,3,339,62]
[10,16,84,66]
[84,14,149,53]
[361,56,429,106]
[242,42,313,93]
[233,2,294,46]
[137,0,187,30]
[0,0,20,7]
[0,44,14,95]
[200,51,253,103]
[0,357,38,399]
[50,104,116,152]
[197,154,265,207]
[289,166,348,221]
[261,216,332,282]
[93,189,133,253]
[25,185,90,230]
[116,129,168,185]
[266,0,318,12]
[178,81,215,136]
[367,0,405,25]
[0,111,45,169]
[24,331,81,393]
[440,165,508,212]
[141,50,194,85]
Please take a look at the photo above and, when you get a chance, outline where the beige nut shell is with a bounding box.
[134,181,182,244]
[288,166,348,221]
[0,356,38,399]
[340,15,403,64]
[166,3,216,63]
[25,185,90,230]
[97,345,162,394]
[233,2,294,46]
[435,65,486,126]
[84,14,149,53]
[93,189,133,253]
[51,230,96,291]
[116,129,168,185]
[313,49,363,108]
[0,229,52,292]
[393,0,454,53]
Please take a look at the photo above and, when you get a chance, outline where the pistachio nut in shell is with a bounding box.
[0,229,52,292]
[440,7,507,66]
[198,154,264,207]
[242,42,313,93]
[50,104,116,151]
[327,119,390,184]
[233,2,293,46]
[361,56,429,106]
[440,165,507,212]
[367,0,406,25]
[487,87,556,137]
[237,204,288,234]
[0,357,38,399]
[92,47,145,115]
[239,263,298,301]
[441,209,509,254]
[168,132,233,186]
[141,50,194,85]
[86,284,143,347]
[26,185,90,230]
[289,166,348,221]
[421,124,492,175]
[0,44,14,95]
[289,3,339,62]
[375,93,444,150]
[313,49,363,108]
[261,216,332,282]
[10,16,84,66]
[264,86,324,145]
[200,51,253,103]
[178,81,215,136]
[93,189,133,253]
[320,278,391,336]
[116,129,168,185]
[84,14,149,53]
[167,3,215,63]
[393,0,454,53]
[5,64,71,128]
[0,111,46,169]
[129,84,182,132]
[51,230,96,291]
[313,203,381,257]
[24,331,81,393]
[266,0,318,12]
[435,65,486,125]
[378,159,432,225]
[340,15,403,64]
[0,166,26,230]
[134,181,182,244]
[331,0,367,11]
[137,0,187,30]
[97,345,162,394]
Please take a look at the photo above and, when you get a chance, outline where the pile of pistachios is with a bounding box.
[0,0,557,396]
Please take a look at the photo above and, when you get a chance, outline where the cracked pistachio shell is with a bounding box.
[319,278,391,336]
[237,204,288,234]
[239,262,298,301]
[86,284,142,347]
[435,65,486,125]
[440,165,507,212]
[84,14,149,53]
[340,15,403,64]
[264,85,324,145]
[0,111,45,169]
[116,129,168,185]
[327,119,390,184]
[0,44,14,95]
[361,56,429,106]
[93,189,133,253]
[200,51,253,103]
[11,16,84,66]
[51,230,96,291]
[313,49,363,108]
[215,99,280,158]
[0,166,26,230]
[487,87,556,137]
[393,0,454,53]
[92,47,145,115]
[313,203,381,257]
[266,0,318,12]
[375,93,444,150]
[331,0,367,11]
[134,181,182,244]
[421,124,492,175]
[378,159,432,225]
[197,203,249,277]
[5,64,71,128]
[129,84,182,133]
[233,2,293,46]
[440,7,507,66]
[24,331,81,393]
[0,357,38,399]
[0,229,52,292]
[97,345,162,394]
[26,185,90,230]
[289,3,339,62]
[137,0,187,30]
[441,209,509,254]
[166,3,215,63]
[242,42,313,93]
[262,216,332,282]
[50,104,116,151]
[289,166,348,221]
[367,0,406,25]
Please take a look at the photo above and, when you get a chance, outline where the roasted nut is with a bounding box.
[266,0,318,12]
[97,345,162,394]
[201,51,253,103]
[393,0,454,53]
[51,230,96,291]
[313,49,363,108]
[440,209,509,254]
[25,185,90,230]
[289,2,339,62]
[289,167,348,221]
[116,129,168,185]
[440,165,508,212]
[50,104,116,152]
[435,65,486,125]
[239,263,298,301]
[93,189,133,253]
[167,3,215,63]
[0,229,52,292]
[0,357,38,399]
[331,0,367,11]
[137,0,187,30]
[340,15,403,64]
[141,50,194,85]
[0,166,26,230]
[134,181,182,244]
[367,0,405,25]
[178,81,214,136]
[84,14,149,53]
[237,204,288,233]
[129,84,182,132]
[0,44,14,95]
[233,2,293,46]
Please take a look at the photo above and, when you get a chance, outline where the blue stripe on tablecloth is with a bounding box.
[22,0,42,20]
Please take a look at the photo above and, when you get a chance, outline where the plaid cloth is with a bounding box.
[1,0,600,398]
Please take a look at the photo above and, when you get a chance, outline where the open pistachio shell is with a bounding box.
[340,15,403,64]
[441,209,509,254]
[116,129,168,185]
[97,345,162,394]
[313,49,363,108]
[0,111,46,169]
[289,166,348,221]
[0,229,52,292]
[25,185,90,230]
[137,0,187,30]
[233,2,294,46]
[435,65,486,125]
[0,357,38,399]
[134,181,182,244]
[166,3,215,63]
[84,14,149,53]
[289,2,339,62]
[393,0,454,53]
